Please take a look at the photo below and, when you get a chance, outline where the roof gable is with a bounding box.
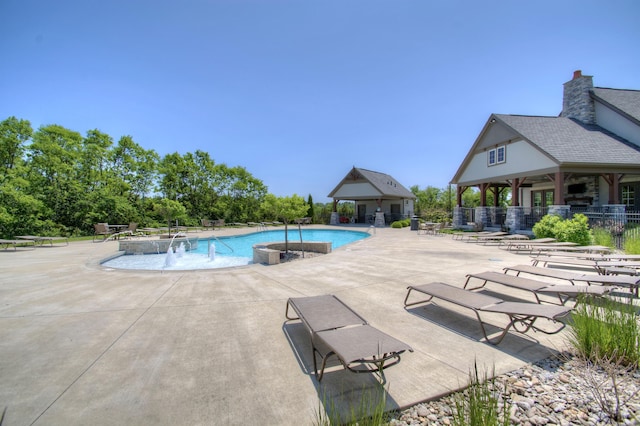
[328,167,415,199]
[592,88,640,124]
[495,114,640,165]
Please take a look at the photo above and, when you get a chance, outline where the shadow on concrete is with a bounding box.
[404,302,564,361]
[282,321,404,423]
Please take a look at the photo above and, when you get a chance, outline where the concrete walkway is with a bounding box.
[0,226,569,426]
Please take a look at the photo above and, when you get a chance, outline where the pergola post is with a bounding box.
[553,172,565,204]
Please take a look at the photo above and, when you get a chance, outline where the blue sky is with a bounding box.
[2,1,639,203]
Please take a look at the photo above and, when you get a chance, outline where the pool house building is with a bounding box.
[450,70,640,234]
[328,167,416,226]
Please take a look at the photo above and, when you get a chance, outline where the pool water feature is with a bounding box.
[102,229,370,271]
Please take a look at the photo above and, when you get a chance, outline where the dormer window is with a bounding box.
[488,145,506,166]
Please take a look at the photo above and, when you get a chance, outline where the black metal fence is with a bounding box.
[457,206,640,250]
[572,209,640,250]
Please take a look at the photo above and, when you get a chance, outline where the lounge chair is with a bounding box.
[15,235,68,246]
[201,219,214,230]
[503,264,640,296]
[285,294,412,381]
[403,282,571,344]
[530,256,600,272]
[0,239,37,250]
[464,271,611,305]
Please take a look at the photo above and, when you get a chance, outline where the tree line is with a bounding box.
[1,115,492,238]
[1,116,326,238]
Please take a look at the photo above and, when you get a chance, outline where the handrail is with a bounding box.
[209,235,234,253]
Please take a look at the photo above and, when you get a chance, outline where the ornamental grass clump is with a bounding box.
[624,226,640,254]
[591,226,615,249]
[313,383,390,426]
[568,295,640,367]
[451,361,511,426]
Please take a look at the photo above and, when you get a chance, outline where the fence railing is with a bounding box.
[573,209,640,250]
[456,206,639,250]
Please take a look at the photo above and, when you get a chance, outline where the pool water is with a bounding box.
[102,229,370,270]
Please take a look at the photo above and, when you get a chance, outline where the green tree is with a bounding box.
[153,198,187,236]
[0,116,32,175]
[28,124,84,228]
[261,194,308,252]
[306,194,314,223]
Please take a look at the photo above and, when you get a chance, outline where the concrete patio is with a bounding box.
[0,225,570,425]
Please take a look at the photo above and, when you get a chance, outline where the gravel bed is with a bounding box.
[390,352,640,425]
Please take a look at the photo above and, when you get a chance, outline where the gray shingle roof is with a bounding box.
[355,168,415,198]
[495,114,640,165]
[327,167,415,199]
[592,88,640,123]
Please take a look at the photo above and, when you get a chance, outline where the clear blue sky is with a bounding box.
[2,1,639,203]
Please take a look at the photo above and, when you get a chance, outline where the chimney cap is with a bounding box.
[573,70,583,79]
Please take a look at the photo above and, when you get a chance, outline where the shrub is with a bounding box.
[421,208,451,224]
[533,213,592,245]
[532,214,562,239]
[555,213,592,246]
[391,221,403,228]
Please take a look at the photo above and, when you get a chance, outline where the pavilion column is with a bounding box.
[553,172,565,205]
[456,186,465,207]
[509,178,525,206]
[479,183,489,207]
[330,199,340,225]
[602,173,623,204]
[491,186,500,207]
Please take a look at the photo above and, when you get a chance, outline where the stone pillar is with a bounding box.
[505,206,522,232]
[374,212,385,227]
[475,207,488,228]
[453,206,465,228]
[548,205,570,219]
[330,212,340,225]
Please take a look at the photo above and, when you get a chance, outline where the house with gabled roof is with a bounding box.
[328,167,416,225]
[451,70,640,231]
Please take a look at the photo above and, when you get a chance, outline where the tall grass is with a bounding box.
[314,383,391,426]
[451,361,511,426]
[568,295,640,367]
[624,226,640,254]
[591,226,614,249]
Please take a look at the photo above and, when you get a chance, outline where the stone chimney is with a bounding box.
[560,70,596,124]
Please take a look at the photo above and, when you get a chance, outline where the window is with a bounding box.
[532,190,554,207]
[622,185,635,208]
[488,145,506,166]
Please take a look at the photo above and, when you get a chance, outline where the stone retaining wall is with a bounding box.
[253,241,332,265]
[118,237,200,255]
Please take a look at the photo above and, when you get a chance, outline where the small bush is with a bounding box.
[555,213,592,246]
[533,213,592,245]
[532,214,562,239]
[391,221,403,228]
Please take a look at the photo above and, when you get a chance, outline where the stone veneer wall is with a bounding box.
[253,241,332,265]
[560,71,596,125]
[118,237,200,255]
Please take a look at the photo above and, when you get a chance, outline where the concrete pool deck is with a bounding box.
[0,225,570,425]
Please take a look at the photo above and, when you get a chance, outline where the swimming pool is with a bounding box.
[102,229,370,270]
